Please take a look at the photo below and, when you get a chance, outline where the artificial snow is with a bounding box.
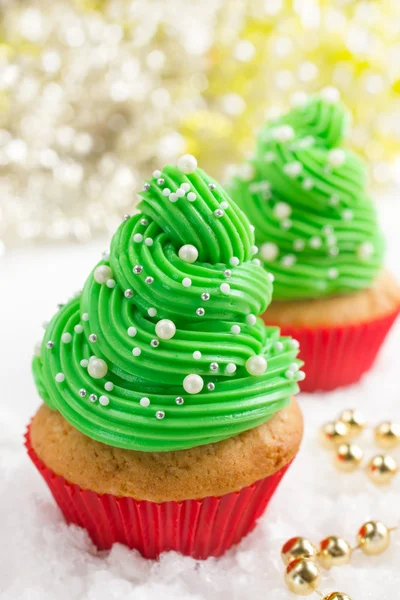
[1,198,400,599]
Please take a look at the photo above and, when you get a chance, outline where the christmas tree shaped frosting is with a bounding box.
[229,89,384,300]
[33,155,302,452]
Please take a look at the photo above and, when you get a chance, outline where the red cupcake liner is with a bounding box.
[25,427,292,559]
[273,308,399,393]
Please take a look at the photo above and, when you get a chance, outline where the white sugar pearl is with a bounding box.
[274,341,284,352]
[264,151,275,162]
[187,192,196,202]
[281,218,292,230]
[127,326,137,337]
[250,245,258,255]
[82,313,89,321]
[104,381,114,391]
[133,233,143,243]
[145,237,153,246]
[274,202,291,219]
[155,319,176,340]
[88,358,108,379]
[75,324,83,333]
[231,325,241,334]
[193,350,202,360]
[330,195,339,206]
[357,241,374,259]
[61,333,72,343]
[55,373,65,382]
[176,188,185,198]
[328,149,346,166]
[310,236,322,249]
[183,373,204,394]
[99,395,109,406]
[148,307,157,317]
[246,355,267,376]
[342,209,353,221]
[267,272,275,282]
[162,188,171,196]
[220,201,229,210]
[320,86,340,103]
[302,178,314,190]
[281,254,296,267]
[273,125,294,142]
[328,267,339,279]
[253,258,261,267]
[80,359,89,367]
[246,314,257,326]
[179,244,198,263]
[177,154,198,174]
[230,256,239,267]
[290,339,300,349]
[220,283,230,295]
[284,161,302,177]
[180,182,191,192]
[261,242,279,261]
[169,192,178,202]
[153,170,161,178]
[297,371,306,381]
[94,265,113,284]
[106,279,116,288]
[182,277,192,287]
[225,363,237,374]
[293,239,305,251]
[132,347,141,356]
[140,397,150,407]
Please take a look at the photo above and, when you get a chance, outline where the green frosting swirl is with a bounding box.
[229,92,385,300]
[32,164,301,452]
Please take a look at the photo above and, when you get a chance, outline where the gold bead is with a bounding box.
[338,409,366,437]
[320,421,350,448]
[334,443,363,472]
[318,536,352,569]
[284,558,321,596]
[375,421,400,449]
[323,594,352,600]
[281,537,318,566]
[367,454,398,485]
[357,521,391,555]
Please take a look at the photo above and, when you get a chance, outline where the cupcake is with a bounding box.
[28,156,303,559]
[229,89,400,392]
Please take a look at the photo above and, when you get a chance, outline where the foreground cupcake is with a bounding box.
[28,156,303,559]
[229,89,400,392]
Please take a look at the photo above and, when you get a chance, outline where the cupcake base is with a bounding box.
[263,271,400,392]
[26,426,291,559]
[277,310,399,392]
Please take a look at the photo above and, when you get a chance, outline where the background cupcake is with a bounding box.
[229,90,400,392]
[28,157,303,559]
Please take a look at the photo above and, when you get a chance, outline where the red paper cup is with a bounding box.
[274,308,399,393]
[26,427,292,559]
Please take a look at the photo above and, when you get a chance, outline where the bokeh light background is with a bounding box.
[1,0,400,253]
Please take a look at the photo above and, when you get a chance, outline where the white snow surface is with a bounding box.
[1,198,400,599]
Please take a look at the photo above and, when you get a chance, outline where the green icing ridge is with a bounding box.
[229,92,385,300]
[32,164,301,452]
